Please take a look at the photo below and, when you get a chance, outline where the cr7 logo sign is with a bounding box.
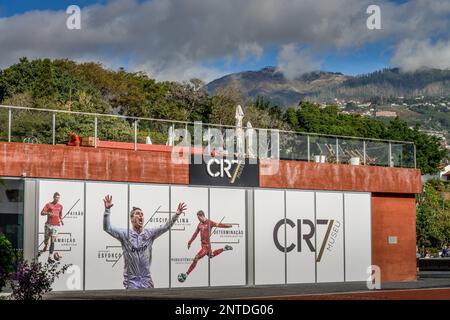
[206,158,238,178]
[273,219,341,262]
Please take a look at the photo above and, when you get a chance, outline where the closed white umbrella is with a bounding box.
[235,105,245,156]
[166,125,175,146]
[246,121,256,158]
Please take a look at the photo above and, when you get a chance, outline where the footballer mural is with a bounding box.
[103,194,187,289]
[38,180,85,291]
[177,209,233,283]
[34,181,371,291]
[171,187,247,287]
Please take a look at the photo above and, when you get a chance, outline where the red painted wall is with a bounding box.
[260,159,421,194]
[372,193,417,282]
[1,142,421,195]
[0,142,188,184]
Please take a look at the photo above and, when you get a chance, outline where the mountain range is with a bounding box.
[206,67,450,107]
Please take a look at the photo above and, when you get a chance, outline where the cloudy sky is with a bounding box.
[0,0,449,82]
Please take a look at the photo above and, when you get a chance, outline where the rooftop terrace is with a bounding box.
[0,105,416,169]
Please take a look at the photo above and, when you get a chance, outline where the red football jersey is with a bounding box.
[43,202,63,226]
[189,219,229,246]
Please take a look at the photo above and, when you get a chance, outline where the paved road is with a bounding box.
[254,287,450,300]
[43,272,450,300]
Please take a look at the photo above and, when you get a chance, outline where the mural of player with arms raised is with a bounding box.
[103,194,187,289]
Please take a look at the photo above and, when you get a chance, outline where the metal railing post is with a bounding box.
[336,138,339,164]
[172,123,175,147]
[413,144,417,169]
[8,108,11,142]
[134,120,138,151]
[94,117,97,148]
[389,142,392,167]
[363,140,366,165]
[185,123,188,145]
[207,127,211,154]
[185,123,191,161]
[307,135,310,162]
[52,112,56,145]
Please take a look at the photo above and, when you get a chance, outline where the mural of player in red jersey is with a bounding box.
[178,210,233,283]
[40,192,64,262]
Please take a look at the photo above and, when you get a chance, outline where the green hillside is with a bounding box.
[0,58,446,174]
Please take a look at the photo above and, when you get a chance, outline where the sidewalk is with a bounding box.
[44,271,450,300]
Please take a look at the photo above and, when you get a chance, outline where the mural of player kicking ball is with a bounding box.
[41,192,64,263]
[178,210,233,283]
[103,195,187,289]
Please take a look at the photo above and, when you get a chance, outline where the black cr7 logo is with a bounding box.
[273,219,338,262]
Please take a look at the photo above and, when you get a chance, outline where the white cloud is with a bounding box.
[0,0,449,81]
[132,58,224,83]
[391,39,450,71]
[277,45,322,79]
[237,42,264,61]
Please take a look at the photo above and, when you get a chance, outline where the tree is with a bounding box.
[209,85,244,126]
[284,107,299,129]
[161,79,212,122]
[31,59,56,99]
[244,96,290,130]
[384,117,447,174]
[284,100,446,174]
[416,180,450,249]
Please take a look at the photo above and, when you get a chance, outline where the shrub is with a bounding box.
[0,233,15,292]
[10,254,70,300]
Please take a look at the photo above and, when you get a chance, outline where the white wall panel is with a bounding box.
[209,188,246,286]
[286,190,316,284]
[316,192,344,283]
[38,181,84,291]
[344,192,371,281]
[85,182,128,290]
[170,186,209,288]
[254,189,285,285]
[129,184,170,288]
